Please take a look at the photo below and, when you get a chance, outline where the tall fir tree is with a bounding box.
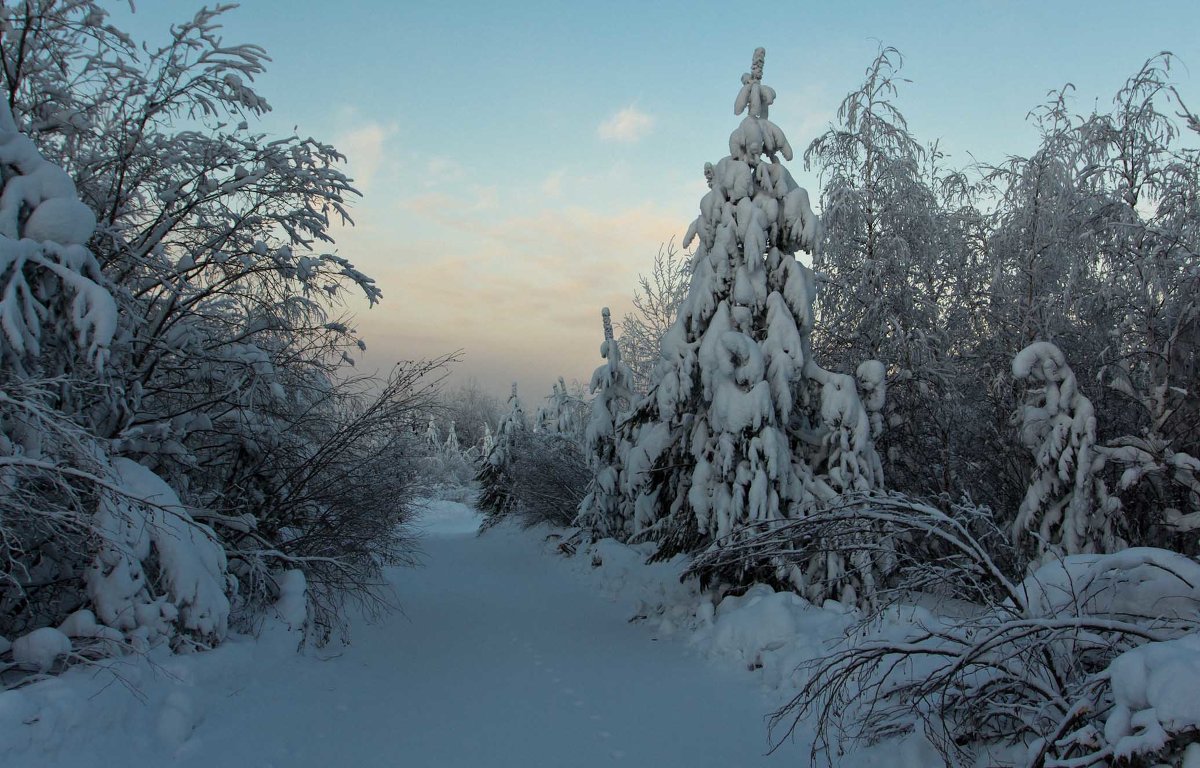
[618,49,885,602]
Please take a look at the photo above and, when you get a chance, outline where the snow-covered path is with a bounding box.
[330,500,784,767]
[4,500,794,768]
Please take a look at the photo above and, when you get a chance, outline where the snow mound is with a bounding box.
[87,458,230,645]
[11,628,72,672]
[1015,547,1200,622]
[273,569,308,631]
[1106,632,1200,760]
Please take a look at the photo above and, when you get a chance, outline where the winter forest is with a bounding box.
[2,2,1200,767]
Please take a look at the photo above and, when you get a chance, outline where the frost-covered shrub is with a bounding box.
[805,47,961,504]
[0,3,439,663]
[0,97,119,641]
[474,380,590,530]
[438,380,502,458]
[214,361,435,644]
[758,495,1200,768]
[505,431,590,529]
[618,242,692,395]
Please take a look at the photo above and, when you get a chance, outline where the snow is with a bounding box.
[1014,547,1200,622]
[10,628,72,673]
[272,570,308,631]
[1107,632,1200,760]
[26,493,1191,768]
[87,458,231,645]
[7,498,913,767]
[0,100,115,369]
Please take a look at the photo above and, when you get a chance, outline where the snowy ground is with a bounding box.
[3,498,925,768]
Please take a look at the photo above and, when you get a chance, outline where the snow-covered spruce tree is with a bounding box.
[481,422,495,457]
[535,377,582,438]
[477,383,526,525]
[578,308,636,538]
[424,417,442,452]
[619,48,885,604]
[443,421,461,455]
[1012,342,1123,560]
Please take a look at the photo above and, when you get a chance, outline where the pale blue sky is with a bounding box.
[111,1,1200,399]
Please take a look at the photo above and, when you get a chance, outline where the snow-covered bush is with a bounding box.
[0,95,120,642]
[755,494,1200,767]
[1,2,441,662]
[219,361,436,644]
[474,381,590,529]
[505,430,591,528]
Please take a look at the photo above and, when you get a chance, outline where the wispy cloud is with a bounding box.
[598,106,655,143]
[335,121,397,193]
[402,184,499,217]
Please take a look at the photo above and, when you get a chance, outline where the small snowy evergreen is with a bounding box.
[578,308,636,538]
[1012,341,1123,559]
[476,383,526,522]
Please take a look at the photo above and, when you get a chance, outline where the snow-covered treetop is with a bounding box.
[730,47,793,164]
[683,47,819,259]
[592,307,634,399]
[600,307,622,365]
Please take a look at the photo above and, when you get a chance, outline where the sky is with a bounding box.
[108,1,1200,401]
